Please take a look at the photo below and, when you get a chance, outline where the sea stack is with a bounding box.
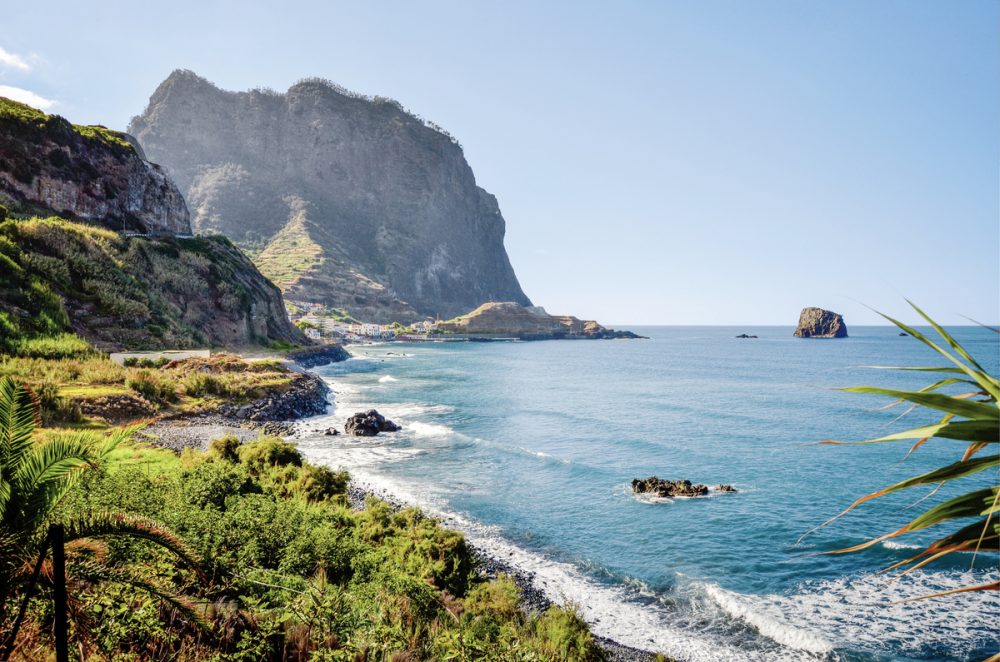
[794,307,848,338]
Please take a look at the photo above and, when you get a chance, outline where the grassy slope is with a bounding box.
[0,215,302,354]
[0,353,294,429]
[253,208,324,290]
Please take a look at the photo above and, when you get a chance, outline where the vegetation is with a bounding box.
[0,354,294,427]
[0,377,203,660]
[0,215,299,353]
[808,302,999,596]
[0,376,604,660]
[0,97,135,159]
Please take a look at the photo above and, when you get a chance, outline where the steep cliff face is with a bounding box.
[0,97,307,352]
[129,70,531,322]
[0,97,190,234]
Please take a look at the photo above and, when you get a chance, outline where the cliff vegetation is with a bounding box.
[0,213,305,354]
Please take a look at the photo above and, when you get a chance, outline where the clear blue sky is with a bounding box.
[2,1,997,325]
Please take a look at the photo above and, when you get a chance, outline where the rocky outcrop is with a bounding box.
[129,70,532,322]
[735,333,758,339]
[345,409,401,436]
[288,343,351,369]
[0,97,190,234]
[436,302,642,340]
[221,372,330,421]
[631,476,738,498]
[794,307,848,338]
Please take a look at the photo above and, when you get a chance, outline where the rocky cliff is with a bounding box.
[0,98,307,352]
[794,307,848,338]
[128,70,532,322]
[0,97,190,234]
[436,302,641,340]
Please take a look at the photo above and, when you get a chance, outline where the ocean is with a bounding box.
[294,326,999,661]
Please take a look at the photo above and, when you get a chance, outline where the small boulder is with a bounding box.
[794,307,848,338]
[713,484,737,492]
[735,333,758,339]
[345,409,401,436]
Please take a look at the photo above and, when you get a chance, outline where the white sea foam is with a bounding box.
[405,420,455,438]
[515,446,571,464]
[322,470,825,662]
[702,570,1000,659]
[378,375,399,383]
[880,540,922,550]
[703,584,834,654]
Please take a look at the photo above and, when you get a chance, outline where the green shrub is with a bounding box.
[126,370,176,402]
[530,606,601,661]
[289,463,349,503]
[209,434,243,462]
[179,459,255,510]
[34,381,83,425]
[238,436,303,475]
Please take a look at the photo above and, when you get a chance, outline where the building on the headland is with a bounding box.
[412,318,436,333]
[361,323,382,338]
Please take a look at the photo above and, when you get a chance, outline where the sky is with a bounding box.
[1,1,997,325]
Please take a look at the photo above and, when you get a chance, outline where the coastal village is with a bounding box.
[286,299,438,341]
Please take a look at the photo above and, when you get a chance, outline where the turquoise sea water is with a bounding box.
[296,326,999,661]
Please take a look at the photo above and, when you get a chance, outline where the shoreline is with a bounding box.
[342,479,663,662]
[139,354,665,662]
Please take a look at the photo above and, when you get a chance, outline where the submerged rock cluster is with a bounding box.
[631,476,737,498]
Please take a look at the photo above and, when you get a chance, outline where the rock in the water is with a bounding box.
[898,332,908,336]
[793,307,848,338]
[714,484,738,492]
[735,333,758,339]
[345,409,401,436]
[631,476,709,497]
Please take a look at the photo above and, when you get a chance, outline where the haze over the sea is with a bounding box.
[2,0,996,325]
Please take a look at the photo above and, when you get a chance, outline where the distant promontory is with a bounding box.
[794,307,848,338]
[435,302,642,340]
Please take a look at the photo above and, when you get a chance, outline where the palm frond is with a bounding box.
[813,304,1000,598]
[62,512,205,577]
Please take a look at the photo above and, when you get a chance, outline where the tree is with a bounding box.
[0,377,204,658]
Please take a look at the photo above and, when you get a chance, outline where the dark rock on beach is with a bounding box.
[345,409,401,436]
[793,307,848,338]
